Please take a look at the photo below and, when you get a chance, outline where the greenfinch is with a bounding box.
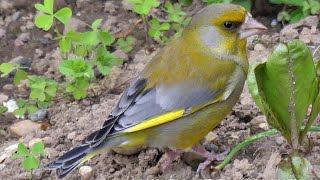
[47,3,267,178]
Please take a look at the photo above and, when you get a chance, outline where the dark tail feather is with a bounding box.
[46,144,92,179]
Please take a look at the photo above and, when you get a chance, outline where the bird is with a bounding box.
[46,3,267,179]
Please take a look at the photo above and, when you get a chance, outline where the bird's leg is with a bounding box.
[191,143,230,173]
[161,147,183,171]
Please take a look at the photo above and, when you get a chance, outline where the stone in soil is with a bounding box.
[0,93,9,105]
[28,109,49,122]
[9,120,41,137]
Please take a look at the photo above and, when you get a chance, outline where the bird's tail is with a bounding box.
[46,143,99,179]
[45,130,118,179]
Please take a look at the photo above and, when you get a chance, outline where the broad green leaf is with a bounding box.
[291,155,312,179]
[76,78,89,89]
[66,83,75,93]
[45,84,57,97]
[247,62,266,114]
[233,0,252,11]
[160,23,170,30]
[99,31,115,46]
[0,106,8,113]
[23,156,40,171]
[128,0,143,4]
[277,158,296,179]
[310,1,320,14]
[16,99,27,107]
[178,0,193,6]
[81,31,99,46]
[0,63,15,77]
[289,9,304,24]
[14,69,28,85]
[66,31,82,42]
[27,105,39,114]
[278,155,312,179]
[59,59,94,78]
[17,143,29,156]
[31,142,45,155]
[252,40,317,146]
[14,107,27,116]
[92,19,103,30]
[317,60,320,84]
[59,37,71,53]
[74,89,87,100]
[75,45,87,57]
[34,0,53,14]
[97,64,111,75]
[35,15,54,31]
[54,7,72,25]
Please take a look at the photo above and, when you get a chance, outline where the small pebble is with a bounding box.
[79,166,93,179]
[0,93,9,104]
[67,132,76,140]
[28,109,49,122]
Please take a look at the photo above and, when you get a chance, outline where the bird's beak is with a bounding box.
[239,13,267,39]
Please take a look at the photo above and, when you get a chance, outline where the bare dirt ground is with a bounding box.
[1,0,320,180]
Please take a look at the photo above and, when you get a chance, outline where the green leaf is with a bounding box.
[14,107,27,116]
[277,155,312,179]
[16,99,27,107]
[0,63,15,77]
[34,0,53,14]
[14,69,28,85]
[178,0,193,6]
[289,9,304,24]
[97,64,111,75]
[252,40,317,147]
[99,31,115,46]
[31,142,45,155]
[23,156,40,171]
[91,19,103,30]
[73,88,87,100]
[233,0,252,11]
[74,45,87,57]
[0,106,8,113]
[35,15,54,31]
[59,59,94,78]
[81,31,99,46]
[27,105,39,114]
[17,143,29,156]
[59,37,72,53]
[45,84,57,97]
[66,83,75,93]
[160,23,170,30]
[54,7,72,25]
[310,0,320,14]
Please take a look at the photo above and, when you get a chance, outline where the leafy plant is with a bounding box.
[34,0,72,30]
[148,18,171,42]
[116,36,136,53]
[216,40,320,179]
[270,0,320,23]
[164,1,192,38]
[128,0,160,15]
[11,142,45,180]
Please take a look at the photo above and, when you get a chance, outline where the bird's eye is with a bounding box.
[223,21,234,29]
[223,21,241,31]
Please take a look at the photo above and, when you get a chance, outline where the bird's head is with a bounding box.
[184,4,267,55]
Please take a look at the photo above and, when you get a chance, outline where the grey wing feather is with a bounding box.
[84,78,222,147]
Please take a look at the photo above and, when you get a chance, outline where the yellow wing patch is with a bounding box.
[125,110,185,133]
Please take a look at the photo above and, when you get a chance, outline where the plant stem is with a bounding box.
[142,15,149,48]
[215,129,278,170]
[300,95,320,144]
[215,126,320,170]
[29,170,33,180]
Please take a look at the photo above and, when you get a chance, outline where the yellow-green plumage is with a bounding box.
[46,3,267,179]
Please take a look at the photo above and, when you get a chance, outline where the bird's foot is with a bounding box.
[160,147,183,172]
[191,143,230,173]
